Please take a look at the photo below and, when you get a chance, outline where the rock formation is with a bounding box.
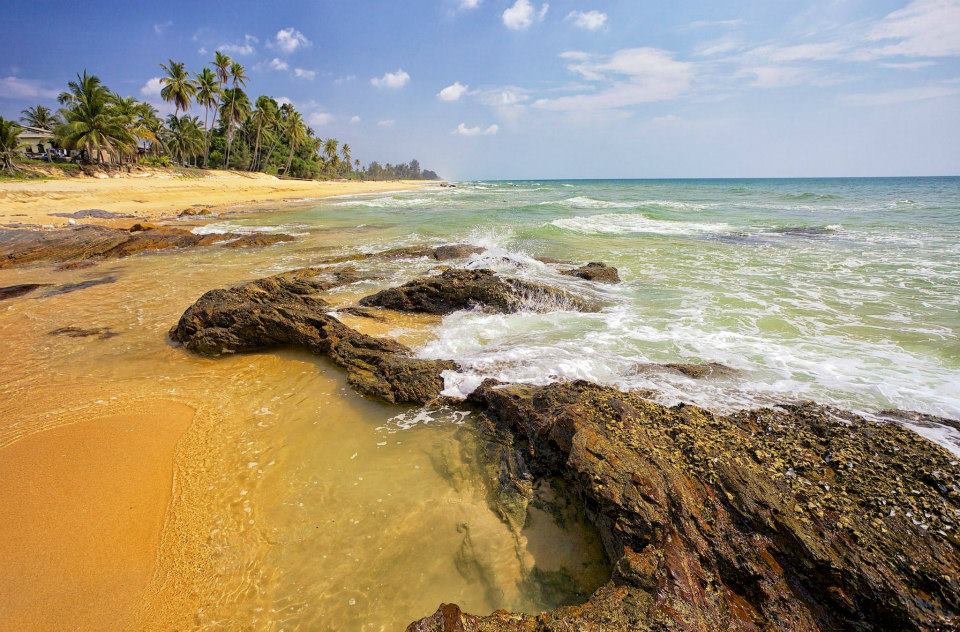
[561,262,621,283]
[169,269,454,404]
[359,269,596,314]
[409,380,960,631]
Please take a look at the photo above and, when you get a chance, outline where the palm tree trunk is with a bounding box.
[284,144,295,175]
[250,122,263,172]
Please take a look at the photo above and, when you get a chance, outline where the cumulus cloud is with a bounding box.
[377,119,395,128]
[566,10,607,31]
[153,20,173,35]
[140,77,163,97]
[307,111,333,126]
[350,115,361,124]
[270,27,311,54]
[454,123,499,136]
[438,81,469,101]
[275,97,293,107]
[460,0,481,8]
[0,76,58,99]
[866,0,960,58]
[502,0,549,30]
[218,35,258,56]
[535,47,693,111]
[268,58,289,71]
[294,68,316,80]
[371,69,410,89]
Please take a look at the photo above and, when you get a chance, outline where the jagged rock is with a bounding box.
[432,244,485,261]
[169,271,455,404]
[222,233,295,249]
[633,361,737,379]
[408,380,960,631]
[561,262,621,283]
[359,269,596,315]
[0,283,50,300]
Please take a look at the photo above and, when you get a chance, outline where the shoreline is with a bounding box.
[0,169,437,228]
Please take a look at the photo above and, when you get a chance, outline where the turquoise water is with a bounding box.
[200,177,960,450]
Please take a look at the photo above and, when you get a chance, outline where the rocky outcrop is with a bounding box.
[317,243,484,265]
[359,269,596,315]
[561,262,620,284]
[633,361,737,379]
[169,270,455,404]
[0,225,295,268]
[0,283,49,300]
[409,380,960,631]
[222,233,296,249]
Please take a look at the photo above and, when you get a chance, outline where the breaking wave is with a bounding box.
[549,213,731,236]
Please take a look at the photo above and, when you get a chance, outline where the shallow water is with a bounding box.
[3,176,959,628]
[0,222,607,630]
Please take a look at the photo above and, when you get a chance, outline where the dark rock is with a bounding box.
[316,244,484,265]
[0,283,50,300]
[561,262,621,283]
[49,326,118,340]
[178,207,212,217]
[56,261,97,271]
[337,306,388,321]
[128,223,155,232]
[169,272,455,404]
[221,233,295,249]
[359,269,596,315]
[408,380,960,631]
[431,244,484,261]
[633,361,737,379]
[879,409,960,433]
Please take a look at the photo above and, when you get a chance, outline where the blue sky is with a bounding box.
[2,0,959,179]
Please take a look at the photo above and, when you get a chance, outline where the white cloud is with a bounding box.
[377,119,395,128]
[535,47,693,111]
[867,0,960,58]
[683,18,744,30]
[566,10,607,31]
[271,27,311,54]
[438,81,469,101]
[371,69,410,89]
[878,60,937,70]
[650,114,682,125]
[268,58,289,71]
[294,68,316,80]
[153,21,173,35]
[218,36,257,56]
[0,76,58,99]
[198,47,208,55]
[502,0,549,30]
[350,115,361,124]
[140,77,163,97]
[334,75,356,85]
[734,65,846,88]
[276,97,293,107]
[454,123,499,136]
[460,0,481,8]
[695,37,742,57]
[841,84,960,106]
[307,111,333,126]
[741,42,848,64]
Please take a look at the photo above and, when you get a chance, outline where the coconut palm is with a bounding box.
[229,62,248,89]
[219,87,250,168]
[341,143,352,175]
[0,117,22,172]
[283,110,307,175]
[195,67,220,166]
[56,71,133,164]
[249,96,278,171]
[110,94,159,163]
[164,115,205,165]
[20,105,61,130]
[159,60,197,118]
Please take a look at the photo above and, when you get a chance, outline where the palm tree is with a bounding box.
[56,71,133,164]
[249,96,277,171]
[341,143,352,175]
[195,67,220,166]
[20,105,60,130]
[213,52,232,87]
[110,95,159,163]
[164,115,205,165]
[159,60,197,117]
[229,62,248,89]
[0,117,22,172]
[219,87,250,168]
[283,110,306,175]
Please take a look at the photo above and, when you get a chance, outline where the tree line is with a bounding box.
[0,53,439,180]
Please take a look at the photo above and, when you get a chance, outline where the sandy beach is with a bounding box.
[0,170,434,226]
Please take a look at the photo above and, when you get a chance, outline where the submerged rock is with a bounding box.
[0,283,50,300]
[317,243,485,265]
[409,380,960,631]
[561,262,621,284]
[359,269,596,314]
[49,326,118,340]
[169,271,455,404]
[633,361,737,379]
[221,233,295,249]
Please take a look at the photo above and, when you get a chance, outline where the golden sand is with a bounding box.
[0,170,432,226]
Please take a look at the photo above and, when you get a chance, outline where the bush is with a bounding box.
[141,156,171,167]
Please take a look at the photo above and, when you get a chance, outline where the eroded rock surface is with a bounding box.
[633,361,737,379]
[169,270,454,404]
[0,225,294,268]
[359,269,595,315]
[0,283,50,300]
[561,262,620,284]
[410,380,960,631]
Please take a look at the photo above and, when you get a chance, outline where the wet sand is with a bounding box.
[0,170,432,226]
[0,403,194,630]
